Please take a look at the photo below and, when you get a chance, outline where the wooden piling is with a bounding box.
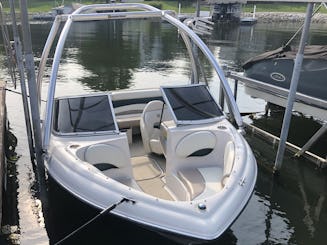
[0,80,6,224]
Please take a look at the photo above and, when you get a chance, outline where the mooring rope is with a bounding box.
[5,88,47,102]
[54,198,134,245]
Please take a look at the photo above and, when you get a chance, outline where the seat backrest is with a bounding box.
[140,100,165,154]
[175,131,216,158]
[142,100,164,127]
[84,143,132,179]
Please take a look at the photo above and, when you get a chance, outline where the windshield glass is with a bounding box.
[53,95,117,133]
[161,85,223,122]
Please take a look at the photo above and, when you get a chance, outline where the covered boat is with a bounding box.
[38,3,257,241]
[242,45,327,101]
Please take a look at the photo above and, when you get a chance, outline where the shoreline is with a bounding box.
[1,10,327,24]
[243,12,327,24]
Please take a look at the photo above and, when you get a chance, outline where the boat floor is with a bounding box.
[129,134,174,200]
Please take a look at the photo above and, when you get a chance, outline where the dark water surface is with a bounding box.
[1,19,326,244]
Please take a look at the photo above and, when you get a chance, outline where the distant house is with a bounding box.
[209,0,247,22]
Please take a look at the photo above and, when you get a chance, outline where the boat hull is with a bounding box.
[45,128,257,241]
[244,58,327,101]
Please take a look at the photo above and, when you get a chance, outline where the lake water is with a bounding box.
[0,19,326,245]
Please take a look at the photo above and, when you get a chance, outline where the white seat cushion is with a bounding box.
[84,143,132,180]
[84,144,127,168]
[178,166,223,201]
[175,131,216,158]
[194,167,223,200]
[140,100,165,155]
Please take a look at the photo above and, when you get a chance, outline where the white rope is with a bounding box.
[54,198,134,245]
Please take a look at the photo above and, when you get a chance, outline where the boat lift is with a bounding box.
[225,1,327,169]
[184,17,214,36]
[226,72,327,168]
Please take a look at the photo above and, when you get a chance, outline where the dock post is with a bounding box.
[233,79,238,100]
[18,0,47,198]
[0,81,6,225]
[274,3,314,172]
[295,123,327,158]
[196,0,200,17]
[8,0,35,163]
[252,5,256,19]
[0,3,16,88]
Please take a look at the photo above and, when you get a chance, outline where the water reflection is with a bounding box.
[232,191,294,244]
[244,134,327,245]
[59,20,192,91]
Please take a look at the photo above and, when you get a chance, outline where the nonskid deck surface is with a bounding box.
[129,134,173,200]
[131,156,173,200]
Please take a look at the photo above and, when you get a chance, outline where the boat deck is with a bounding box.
[129,134,174,200]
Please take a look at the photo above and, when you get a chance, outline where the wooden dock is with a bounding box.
[0,80,6,224]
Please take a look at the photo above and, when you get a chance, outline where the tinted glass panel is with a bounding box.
[162,85,223,121]
[54,95,116,133]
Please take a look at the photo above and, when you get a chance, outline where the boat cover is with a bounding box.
[242,45,327,70]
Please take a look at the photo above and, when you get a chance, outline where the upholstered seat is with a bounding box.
[178,166,223,200]
[176,141,235,200]
[175,131,217,158]
[140,100,172,155]
[84,143,133,180]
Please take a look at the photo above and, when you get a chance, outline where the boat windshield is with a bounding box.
[161,85,224,124]
[53,94,118,134]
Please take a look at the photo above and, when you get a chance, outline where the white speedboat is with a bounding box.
[38,3,257,241]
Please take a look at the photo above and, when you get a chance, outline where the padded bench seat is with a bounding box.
[116,114,141,129]
[178,166,223,201]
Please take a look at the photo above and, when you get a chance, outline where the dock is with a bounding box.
[225,72,327,168]
[1,85,49,244]
[244,123,327,168]
[0,81,5,225]
[227,73,327,121]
